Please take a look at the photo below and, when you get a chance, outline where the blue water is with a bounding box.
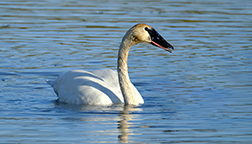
[1,0,252,143]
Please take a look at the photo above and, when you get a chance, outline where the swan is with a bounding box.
[46,23,174,105]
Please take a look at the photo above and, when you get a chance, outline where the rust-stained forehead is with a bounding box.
[133,23,152,29]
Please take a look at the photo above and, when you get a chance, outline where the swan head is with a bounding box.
[130,23,174,53]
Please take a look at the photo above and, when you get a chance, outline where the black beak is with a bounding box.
[145,27,174,53]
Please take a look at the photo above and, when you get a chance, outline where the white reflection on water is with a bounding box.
[52,103,145,143]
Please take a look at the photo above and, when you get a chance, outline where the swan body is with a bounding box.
[47,23,174,105]
[47,69,142,105]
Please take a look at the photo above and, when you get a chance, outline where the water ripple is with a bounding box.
[0,0,252,143]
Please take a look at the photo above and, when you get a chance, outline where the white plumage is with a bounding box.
[47,69,142,105]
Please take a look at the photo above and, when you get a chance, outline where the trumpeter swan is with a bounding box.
[46,23,174,105]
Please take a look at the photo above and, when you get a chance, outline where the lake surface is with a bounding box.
[1,0,252,143]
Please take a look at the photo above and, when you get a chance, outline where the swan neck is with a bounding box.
[117,33,138,105]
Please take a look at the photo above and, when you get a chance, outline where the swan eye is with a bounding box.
[144,27,154,40]
[144,27,152,32]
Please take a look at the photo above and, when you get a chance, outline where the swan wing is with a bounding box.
[50,70,123,105]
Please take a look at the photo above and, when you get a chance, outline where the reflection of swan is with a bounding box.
[118,105,141,143]
[47,23,174,105]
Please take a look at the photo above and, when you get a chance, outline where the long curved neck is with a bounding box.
[117,32,138,105]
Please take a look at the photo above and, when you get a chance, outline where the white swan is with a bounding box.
[46,23,174,105]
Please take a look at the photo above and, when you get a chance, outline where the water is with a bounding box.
[1,0,252,143]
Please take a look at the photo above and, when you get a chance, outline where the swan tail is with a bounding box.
[46,79,59,96]
[45,79,54,86]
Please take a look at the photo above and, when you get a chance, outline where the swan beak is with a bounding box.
[151,39,174,53]
[146,28,174,53]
